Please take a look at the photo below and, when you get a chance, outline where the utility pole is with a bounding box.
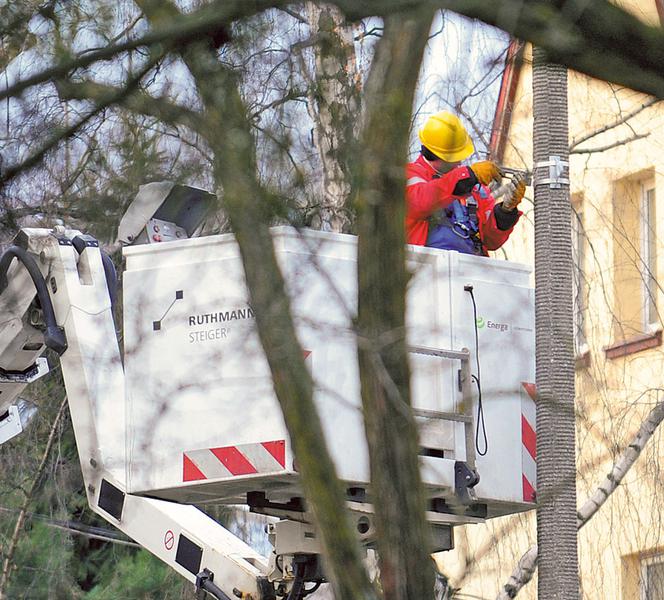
[532,47,578,599]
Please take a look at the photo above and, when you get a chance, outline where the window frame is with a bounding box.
[572,203,588,357]
[641,553,664,600]
[641,183,658,333]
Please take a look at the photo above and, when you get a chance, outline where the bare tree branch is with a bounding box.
[278,6,308,24]
[569,97,659,150]
[569,132,650,155]
[0,396,68,598]
[0,0,284,104]
[335,0,664,100]
[1,54,162,185]
[496,398,664,600]
[248,87,306,120]
[55,79,205,134]
[355,6,437,598]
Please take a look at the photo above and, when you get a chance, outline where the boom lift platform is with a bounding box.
[0,182,536,599]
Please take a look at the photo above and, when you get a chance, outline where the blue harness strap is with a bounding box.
[426,197,484,255]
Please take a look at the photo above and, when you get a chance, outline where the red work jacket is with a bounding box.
[405,155,518,252]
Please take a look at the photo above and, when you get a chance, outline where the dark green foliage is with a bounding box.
[0,371,189,599]
[5,522,81,600]
[85,551,187,600]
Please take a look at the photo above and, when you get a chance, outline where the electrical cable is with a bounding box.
[195,569,232,600]
[0,504,139,547]
[286,562,306,600]
[100,251,118,308]
[0,245,67,354]
[302,581,322,597]
[464,285,488,456]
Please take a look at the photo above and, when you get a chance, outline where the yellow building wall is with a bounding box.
[438,1,664,598]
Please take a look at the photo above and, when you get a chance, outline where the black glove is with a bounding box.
[494,203,520,231]
[451,167,478,196]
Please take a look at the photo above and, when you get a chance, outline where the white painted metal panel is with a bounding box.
[123,228,535,516]
[449,252,536,509]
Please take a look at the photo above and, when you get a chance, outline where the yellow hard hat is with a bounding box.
[418,111,474,162]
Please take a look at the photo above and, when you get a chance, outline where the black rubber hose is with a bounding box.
[100,251,118,308]
[286,563,306,600]
[71,235,117,308]
[0,246,67,355]
[199,579,231,600]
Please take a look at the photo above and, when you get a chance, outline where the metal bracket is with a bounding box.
[499,165,532,186]
[454,461,480,504]
[0,405,24,444]
[0,357,49,383]
[195,568,231,600]
[534,155,569,189]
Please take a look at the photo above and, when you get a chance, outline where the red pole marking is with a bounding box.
[522,475,536,503]
[164,529,175,551]
[521,415,537,460]
[261,440,286,467]
[521,381,538,402]
[210,446,258,476]
[183,454,207,482]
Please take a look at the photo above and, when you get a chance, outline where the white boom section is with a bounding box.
[0,237,52,437]
[1,229,271,599]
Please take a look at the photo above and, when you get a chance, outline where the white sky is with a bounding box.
[413,11,510,159]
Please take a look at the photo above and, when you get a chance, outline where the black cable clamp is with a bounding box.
[195,568,232,600]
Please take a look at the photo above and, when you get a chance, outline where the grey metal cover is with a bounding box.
[117,182,216,245]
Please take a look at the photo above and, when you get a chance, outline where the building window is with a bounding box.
[642,554,664,599]
[642,185,657,331]
[611,173,659,344]
[572,203,587,355]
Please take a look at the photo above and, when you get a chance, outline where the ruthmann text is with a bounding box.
[188,307,255,325]
[187,307,255,344]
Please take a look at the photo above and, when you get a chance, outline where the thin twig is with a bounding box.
[569,132,649,155]
[1,54,162,185]
[0,396,69,598]
[569,98,658,150]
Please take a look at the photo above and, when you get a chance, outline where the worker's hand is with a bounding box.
[501,176,526,211]
[470,160,502,185]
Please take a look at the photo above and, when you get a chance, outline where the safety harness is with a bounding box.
[426,192,484,255]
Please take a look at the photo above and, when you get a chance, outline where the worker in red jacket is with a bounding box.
[405,111,524,255]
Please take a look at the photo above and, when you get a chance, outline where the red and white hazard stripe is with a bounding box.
[521,382,537,503]
[183,440,286,482]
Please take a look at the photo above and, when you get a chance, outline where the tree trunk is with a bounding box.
[196,58,378,600]
[355,7,436,600]
[305,3,360,233]
[532,47,578,600]
[133,3,378,598]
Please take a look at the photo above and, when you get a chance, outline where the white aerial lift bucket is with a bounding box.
[122,227,536,522]
[0,182,537,598]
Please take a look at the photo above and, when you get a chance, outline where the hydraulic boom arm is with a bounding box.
[0,227,290,600]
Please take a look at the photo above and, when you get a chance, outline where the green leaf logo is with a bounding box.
[476,317,485,328]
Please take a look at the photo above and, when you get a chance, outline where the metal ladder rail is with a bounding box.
[408,345,476,470]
